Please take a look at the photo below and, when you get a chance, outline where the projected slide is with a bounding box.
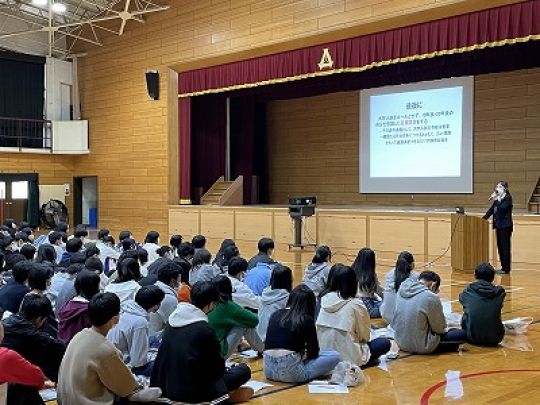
[360,77,473,194]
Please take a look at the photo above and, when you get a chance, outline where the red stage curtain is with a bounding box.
[179,97,191,203]
[178,0,540,97]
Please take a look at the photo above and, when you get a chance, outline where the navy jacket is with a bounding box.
[483,194,513,230]
[0,280,29,313]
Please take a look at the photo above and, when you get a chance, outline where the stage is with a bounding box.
[169,205,540,274]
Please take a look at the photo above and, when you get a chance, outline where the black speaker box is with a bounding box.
[145,71,159,100]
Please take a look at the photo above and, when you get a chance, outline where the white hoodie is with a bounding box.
[169,302,208,328]
[104,280,141,304]
[316,292,371,366]
[142,243,160,265]
[226,275,260,310]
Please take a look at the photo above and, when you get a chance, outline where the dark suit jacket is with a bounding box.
[483,194,513,230]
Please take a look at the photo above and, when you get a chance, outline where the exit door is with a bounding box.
[0,174,39,227]
[0,180,28,224]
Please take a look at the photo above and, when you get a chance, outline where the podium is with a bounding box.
[451,213,489,273]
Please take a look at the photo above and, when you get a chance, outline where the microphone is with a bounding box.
[489,191,497,201]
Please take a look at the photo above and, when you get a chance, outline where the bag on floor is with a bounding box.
[503,317,533,335]
[330,361,364,387]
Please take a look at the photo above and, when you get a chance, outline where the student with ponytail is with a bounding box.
[303,246,332,297]
[380,252,416,325]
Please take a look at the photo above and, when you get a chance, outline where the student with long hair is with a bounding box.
[213,239,236,268]
[303,246,332,297]
[104,258,142,304]
[189,248,220,285]
[351,248,383,318]
[207,276,264,359]
[257,265,293,342]
[264,284,340,383]
[316,265,391,366]
[380,251,416,325]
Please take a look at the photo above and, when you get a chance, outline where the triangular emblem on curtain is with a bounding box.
[318,48,334,70]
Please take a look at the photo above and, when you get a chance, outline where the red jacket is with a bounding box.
[0,347,45,386]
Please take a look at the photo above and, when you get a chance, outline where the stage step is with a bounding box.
[200,176,244,206]
[528,178,540,214]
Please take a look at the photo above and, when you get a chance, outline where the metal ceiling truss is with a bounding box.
[0,0,169,58]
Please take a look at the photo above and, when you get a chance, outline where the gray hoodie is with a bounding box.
[189,263,221,286]
[256,287,289,341]
[107,300,149,368]
[303,262,330,297]
[393,277,446,354]
[380,269,418,324]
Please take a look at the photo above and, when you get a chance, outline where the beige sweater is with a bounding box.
[58,327,140,405]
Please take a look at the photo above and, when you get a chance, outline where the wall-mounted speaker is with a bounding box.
[145,70,159,100]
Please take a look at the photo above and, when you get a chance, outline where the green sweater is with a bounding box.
[208,300,259,356]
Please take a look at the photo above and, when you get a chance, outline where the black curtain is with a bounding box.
[230,97,268,204]
[190,94,227,204]
[0,51,45,148]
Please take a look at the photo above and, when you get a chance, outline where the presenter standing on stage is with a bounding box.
[483,181,513,274]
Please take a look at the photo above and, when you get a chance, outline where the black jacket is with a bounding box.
[247,252,275,271]
[483,194,513,230]
[459,280,506,346]
[0,280,29,313]
[0,314,66,382]
[150,310,228,403]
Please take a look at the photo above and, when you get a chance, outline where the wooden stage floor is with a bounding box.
[47,263,540,405]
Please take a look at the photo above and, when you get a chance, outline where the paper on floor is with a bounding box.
[308,381,349,394]
[238,349,259,359]
[243,380,273,392]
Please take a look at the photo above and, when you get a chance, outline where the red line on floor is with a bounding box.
[420,369,540,404]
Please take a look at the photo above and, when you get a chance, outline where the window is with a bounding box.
[0,182,5,199]
[11,181,28,199]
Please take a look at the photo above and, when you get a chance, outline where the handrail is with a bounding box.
[0,116,53,151]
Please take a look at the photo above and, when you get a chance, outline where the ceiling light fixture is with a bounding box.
[32,0,48,6]
[51,2,66,13]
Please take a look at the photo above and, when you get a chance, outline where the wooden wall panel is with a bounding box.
[170,207,540,272]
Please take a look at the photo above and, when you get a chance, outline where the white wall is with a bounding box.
[46,57,73,120]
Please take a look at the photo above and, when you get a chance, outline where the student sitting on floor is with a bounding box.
[247,237,276,271]
[145,246,173,282]
[264,284,341,383]
[189,248,220,285]
[150,281,253,404]
[0,313,45,405]
[218,245,240,274]
[169,234,183,258]
[393,271,467,354]
[107,285,165,377]
[142,231,161,265]
[1,294,66,389]
[149,262,182,335]
[316,264,391,367]
[58,238,84,268]
[208,276,264,359]
[303,245,332,297]
[58,270,101,344]
[380,252,416,325]
[459,262,506,346]
[212,239,236,269]
[245,259,273,296]
[351,247,383,318]
[58,293,161,405]
[0,260,31,314]
[257,264,292,342]
[176,260,192,303]
[104,258,142,304]
[192,234,207,252]
[226,257,260,311]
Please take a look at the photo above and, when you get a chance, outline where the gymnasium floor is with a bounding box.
[47,263,539,405]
